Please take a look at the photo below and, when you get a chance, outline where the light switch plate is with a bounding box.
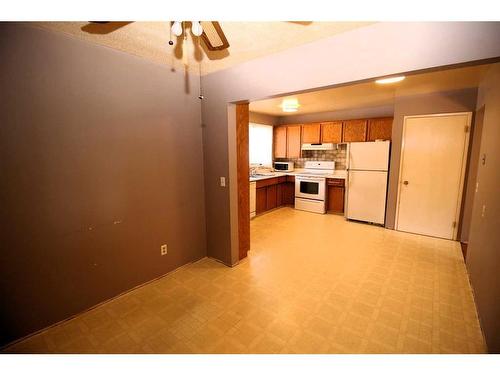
[220,177,226,187]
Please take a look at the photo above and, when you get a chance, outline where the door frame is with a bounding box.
[394,112,472,240]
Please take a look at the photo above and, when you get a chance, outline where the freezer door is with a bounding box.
[349,141,390,171]
[346,170,388,224]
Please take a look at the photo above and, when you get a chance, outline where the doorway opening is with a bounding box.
[232,62,496,262]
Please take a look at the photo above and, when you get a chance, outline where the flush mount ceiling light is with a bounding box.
[375,76,406,84]
[280,98,300,113]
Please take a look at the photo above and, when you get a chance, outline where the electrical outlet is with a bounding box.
[160,244,168,256]
[220,177,226,187]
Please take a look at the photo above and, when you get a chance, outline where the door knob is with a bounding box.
[403,181,409,185]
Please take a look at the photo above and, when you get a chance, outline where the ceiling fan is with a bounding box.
[85,21,230,51]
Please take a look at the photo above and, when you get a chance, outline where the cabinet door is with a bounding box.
[367,117,393,141]
[282,182,295,205]
[302,123,321,144]
[321,121,343,143]
[273,126,287,158]
[286,125,302,158]
[342,119,367,142]
[266,184,277,210]
[256,187,267,214]
[328,186,345,213]
[276,183,283,206]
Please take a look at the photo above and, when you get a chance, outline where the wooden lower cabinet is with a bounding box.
[254,178,295,215]
[282,182,295,206]
[276,183,283,206]
[256,177,344,214]
[327,179,345,213]
[256,187,267,214]
[266,184,277,210]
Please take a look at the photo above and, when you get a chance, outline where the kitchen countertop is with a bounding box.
[249,169,347,182]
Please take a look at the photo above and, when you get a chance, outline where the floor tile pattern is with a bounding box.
[3,208,486,353]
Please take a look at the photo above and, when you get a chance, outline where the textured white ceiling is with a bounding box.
[33,21,373,75]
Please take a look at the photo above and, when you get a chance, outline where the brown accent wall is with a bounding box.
[385,88,479,231]
[466,64,500,353]
[0,23,206,346]
[201,22,500,265]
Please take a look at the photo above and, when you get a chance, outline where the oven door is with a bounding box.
[295,176,326,201]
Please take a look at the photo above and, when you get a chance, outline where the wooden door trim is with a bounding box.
[236,103,250,260]
[395,112,472,240]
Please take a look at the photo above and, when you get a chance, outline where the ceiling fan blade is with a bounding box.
[81,22,133,34]
[200,21,230,51]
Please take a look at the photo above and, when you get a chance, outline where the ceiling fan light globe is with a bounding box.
[191,21,203,37]
[171,21,183,37]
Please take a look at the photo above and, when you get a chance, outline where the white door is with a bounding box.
[349,141,391,171]
[396,113,471,239]
[347,170,388,224]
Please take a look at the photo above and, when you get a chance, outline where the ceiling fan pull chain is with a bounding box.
[182,21,189,66]
[168,21,173,45]
[199,38,204,100]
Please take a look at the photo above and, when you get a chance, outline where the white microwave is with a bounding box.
[273,161,294,172]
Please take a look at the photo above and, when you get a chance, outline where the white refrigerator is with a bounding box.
[346,141,390,225]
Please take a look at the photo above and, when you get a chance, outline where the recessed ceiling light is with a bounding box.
[375,76,406,84]
[280,98,300,112]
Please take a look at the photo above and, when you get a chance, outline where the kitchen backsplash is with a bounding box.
[275,144,347,170]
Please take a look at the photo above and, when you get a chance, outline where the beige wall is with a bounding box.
[460,106,485,242]
[386,88,479,231]
[201,22,500,265]
[0,23,206,346]
[249,112,280,126]
[278,105,394,125]
[466,64,500,353]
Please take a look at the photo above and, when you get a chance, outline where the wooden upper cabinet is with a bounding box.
[321,121,343,143]
[273,126,287,158]
[367,117,393,141]
[286,125,302,158]
[342,119,367,142]
[301,123,321,144]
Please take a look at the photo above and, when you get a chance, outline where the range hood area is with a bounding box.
[301,143,335,151]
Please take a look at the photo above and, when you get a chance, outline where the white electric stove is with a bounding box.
[295,161,335,214]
